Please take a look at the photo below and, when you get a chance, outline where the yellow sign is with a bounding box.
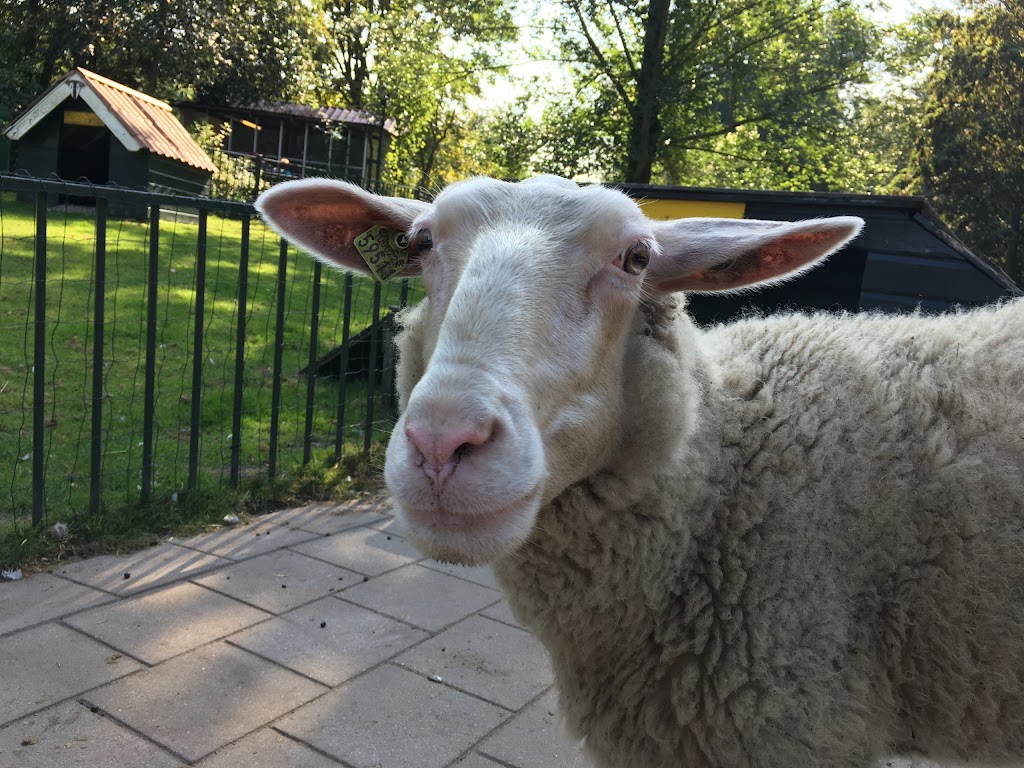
[64,111,104,128]
[638,198,746,220]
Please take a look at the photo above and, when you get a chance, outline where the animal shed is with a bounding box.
[2,68,217,217]
[176,101,396,191]
[619,184,1021,325]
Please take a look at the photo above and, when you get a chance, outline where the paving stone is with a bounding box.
[1,497,602,768]
[449,753,506,768]
[228,596,427,686]
[395,615,552,711]
[478,689,593,768]
[192,549,361,614]
[65,582,270,664]
[369,515,408,538]
[0,623,142,726]
[172,522,320,561]
[340,563,501,631]
[255,501,336,527]
[0,574,112,637]
[270,504,392,536]
[260,494,393,532]
[480,600,524,629]
[421,560,500,590]
[278,663,508,768]
[84,642,325,764]
[291,526,422,576]
[292,507,393,535]
[0,700,185,768]
[193,728,338,768]
[55,544,231,596]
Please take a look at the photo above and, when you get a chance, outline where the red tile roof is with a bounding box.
[3,68,217,173]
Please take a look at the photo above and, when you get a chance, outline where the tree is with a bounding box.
[0,0,521,195]
[470,94,545,180]
[541,0,879,185]
[319,0,518,193]
[823,13,940,195]
[916,0,1024,284]
[669,11,942,194]
[0,0,324,111]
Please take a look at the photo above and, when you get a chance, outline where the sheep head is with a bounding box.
[257,175,863,565]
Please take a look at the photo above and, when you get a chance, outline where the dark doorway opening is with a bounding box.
[58,119,110,205]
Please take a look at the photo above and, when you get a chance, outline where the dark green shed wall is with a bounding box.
[8,102,212,217]
[617,184,1020,325]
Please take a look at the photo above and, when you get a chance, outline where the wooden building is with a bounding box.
[307,184,1019,392]
[2,68,217,217]
[177,101,396,190]
[618,185,1021,324]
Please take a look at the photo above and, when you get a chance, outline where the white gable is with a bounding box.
[3,72,142,152]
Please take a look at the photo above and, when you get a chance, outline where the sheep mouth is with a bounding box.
[397,489,541,566]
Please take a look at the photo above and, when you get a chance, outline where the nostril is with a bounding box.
[405,420,495,474]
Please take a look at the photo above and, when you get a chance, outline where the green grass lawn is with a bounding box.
[0,190,421,566]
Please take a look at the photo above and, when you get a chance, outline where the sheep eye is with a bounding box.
[414,229,434,256]
[622,242,650,275]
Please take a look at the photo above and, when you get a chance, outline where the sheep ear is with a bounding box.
[646,216,864,293]
[255,179,431,279]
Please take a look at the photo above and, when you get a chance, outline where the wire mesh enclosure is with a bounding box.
[0,174,419,529]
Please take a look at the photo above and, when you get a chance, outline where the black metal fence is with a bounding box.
[0,174,417,529]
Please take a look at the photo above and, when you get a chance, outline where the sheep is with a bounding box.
[256,174,1024,768]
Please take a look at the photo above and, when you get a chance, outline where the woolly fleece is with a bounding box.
[395,295,1024,768]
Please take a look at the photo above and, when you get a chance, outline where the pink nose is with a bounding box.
[405,420,494,484]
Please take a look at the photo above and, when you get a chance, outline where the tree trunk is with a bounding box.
[624,0,671,184]
[144,0,172,95]
[416,112,456,192]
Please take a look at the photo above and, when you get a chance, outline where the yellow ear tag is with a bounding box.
[353,225,410,282]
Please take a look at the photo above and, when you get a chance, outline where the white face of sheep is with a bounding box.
[257,175,863,565]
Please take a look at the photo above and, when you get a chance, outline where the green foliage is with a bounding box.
[538,0,880,186]
[470,95,545,180]
[0,0,325,111]
[0,0,521,194]
[819,11,946,195]
[4,0,1021,289]
[318,0,519,193]
[189,121,261,201]
[915,0,1024,284]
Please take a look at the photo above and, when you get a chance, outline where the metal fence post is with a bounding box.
[31,191,47,525]
[230,216,250,486]
[334,273,353,463]
[187,210,208,490]
[141,204,159,503]
[268,239,288,479]
[303,260,322,466]
[89,199,107,515]
[363,281,382,453]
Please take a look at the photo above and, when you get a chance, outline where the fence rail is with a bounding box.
[0,174,414,529]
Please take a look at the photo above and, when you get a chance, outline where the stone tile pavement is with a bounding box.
[0,494,592,768]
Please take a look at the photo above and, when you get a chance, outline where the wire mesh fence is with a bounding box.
[0,174,419,530]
